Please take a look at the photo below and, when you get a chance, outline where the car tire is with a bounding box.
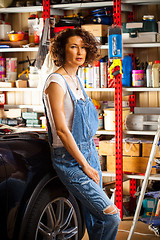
[21,184,83,240]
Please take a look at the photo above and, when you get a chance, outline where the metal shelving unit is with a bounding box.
[0,48,39,52]
[0,5,63,15]
[102,171,160,181]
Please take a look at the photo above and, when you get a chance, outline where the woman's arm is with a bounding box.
[46,82,100,185]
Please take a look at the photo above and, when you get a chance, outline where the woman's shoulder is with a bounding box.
[45,73,67,93]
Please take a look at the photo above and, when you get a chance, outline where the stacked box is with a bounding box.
[142,143,160,158]
[99,140,141,156]
[106,156,156,174]
[81,24,109,44]
[22,112,42,127]
[99,140,156,174]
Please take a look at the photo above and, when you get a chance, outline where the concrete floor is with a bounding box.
[82,217,159,240]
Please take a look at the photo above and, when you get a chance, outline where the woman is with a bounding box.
[43,28,120,240]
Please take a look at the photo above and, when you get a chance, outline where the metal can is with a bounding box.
[0,57,6,81]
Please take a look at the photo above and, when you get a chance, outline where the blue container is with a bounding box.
[108,27,122,59]
[122,55,133,87]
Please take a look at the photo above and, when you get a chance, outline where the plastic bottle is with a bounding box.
[152,60,160,88]
[146,62,152,87]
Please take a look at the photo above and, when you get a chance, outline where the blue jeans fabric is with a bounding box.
[44,74,120,240]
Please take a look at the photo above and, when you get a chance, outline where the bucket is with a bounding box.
[132,70,144,87]
[103,108,130,130]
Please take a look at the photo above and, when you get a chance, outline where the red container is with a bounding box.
[53,26,74,36]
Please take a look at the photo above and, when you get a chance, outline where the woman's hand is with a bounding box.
[82,164,100,185]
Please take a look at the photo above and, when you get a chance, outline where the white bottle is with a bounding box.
[146,62,152,87]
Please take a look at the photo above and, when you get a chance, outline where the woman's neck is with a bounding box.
[63,64,78,77]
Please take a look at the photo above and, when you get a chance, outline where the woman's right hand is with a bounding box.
[82,164,100,185]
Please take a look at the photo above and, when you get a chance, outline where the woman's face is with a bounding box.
[64,35,87,68]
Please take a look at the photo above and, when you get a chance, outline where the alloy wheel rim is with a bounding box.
[35,197,79,240]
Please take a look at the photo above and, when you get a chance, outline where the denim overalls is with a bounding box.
[44,74,120,240]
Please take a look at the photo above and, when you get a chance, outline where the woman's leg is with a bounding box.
[53,158,120,240]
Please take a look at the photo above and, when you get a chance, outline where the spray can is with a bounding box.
[93,61,100,88]
[100,57,107,88]
[146,62,152,87]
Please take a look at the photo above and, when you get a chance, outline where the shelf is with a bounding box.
[96,130,115,135]
[15,127,46,132]
[102,43,160,49]
[51,1,132,11]
[123,43,160,48]
[0,6,63,15]
[4,104,44,111]
[51,1,113,9]
[102,171,160,181]
[123,87,160,92]
[121,0,160,5]
[85,88,115,92]
[0,6,43,13]
[0,47,39,53]
[96,129,157,136]
[0,88,41,91]
[124,130,157,136]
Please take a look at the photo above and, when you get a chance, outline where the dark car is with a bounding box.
[0,128,85,240]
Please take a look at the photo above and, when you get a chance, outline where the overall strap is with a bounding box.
[77,75,89,99]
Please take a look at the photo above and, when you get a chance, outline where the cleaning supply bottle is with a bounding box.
[152,60,160,88]
[146,62,152,87]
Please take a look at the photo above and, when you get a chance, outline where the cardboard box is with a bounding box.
[99,140,141,156]
[81,24,109,37]
[107,156,156,174]
[142,143,160,158]
[0,108,21,118]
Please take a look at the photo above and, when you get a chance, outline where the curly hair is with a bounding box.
[49,27,100,67]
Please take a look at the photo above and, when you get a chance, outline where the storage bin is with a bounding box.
[103,108,130,130]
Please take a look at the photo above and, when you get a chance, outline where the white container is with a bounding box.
[28,73,39,80]
[0,24,11,40]
[29,66,38,74]
[122,32,157,43]
[6,72,17,81]
[103,108,130,130]
[28,79,39,88]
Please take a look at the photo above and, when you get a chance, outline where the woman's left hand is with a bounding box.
[82,164,100,185]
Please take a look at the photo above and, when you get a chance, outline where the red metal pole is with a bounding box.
[43,0,50,22]
[113,0,123,219]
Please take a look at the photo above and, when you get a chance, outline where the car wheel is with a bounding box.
[21,184,83,240]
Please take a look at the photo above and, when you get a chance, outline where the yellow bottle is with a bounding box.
[152,60,160,88]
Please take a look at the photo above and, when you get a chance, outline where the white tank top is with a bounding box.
[43,73,84,147]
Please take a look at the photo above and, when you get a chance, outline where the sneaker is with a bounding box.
[149,224,160,237]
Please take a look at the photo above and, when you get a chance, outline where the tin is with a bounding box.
[0,57,6,81]
[6,58,17,73]
[132,70,144,87]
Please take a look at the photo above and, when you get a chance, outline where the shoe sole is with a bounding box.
[149,225,160,237]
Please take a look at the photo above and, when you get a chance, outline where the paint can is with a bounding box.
[6,58,17,72]
[0,57,6,81]
[6,58,17,81]
[132,70,144,87]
